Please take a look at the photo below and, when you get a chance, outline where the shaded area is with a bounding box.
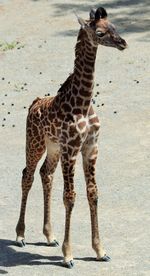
[52,0,150,39]
[0,269,8,275]
[0,239,102,272]
[0,239,63,270]
[55,29,78,37]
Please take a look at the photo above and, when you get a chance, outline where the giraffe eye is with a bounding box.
[96,31,105,37]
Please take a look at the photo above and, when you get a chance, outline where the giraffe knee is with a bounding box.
[87,188,98,206]
[40,165,53,185]
[22,167,34,189]
[63,191,76,209]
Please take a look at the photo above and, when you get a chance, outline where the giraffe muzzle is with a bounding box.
[117,38,128,51]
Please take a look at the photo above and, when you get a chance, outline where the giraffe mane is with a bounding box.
[58,73,73,93]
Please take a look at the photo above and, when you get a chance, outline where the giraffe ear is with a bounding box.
[77,17,87,29]
[95,7,107,20]
[89,9,96,20]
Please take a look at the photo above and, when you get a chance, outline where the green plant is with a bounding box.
[0,40,24,51]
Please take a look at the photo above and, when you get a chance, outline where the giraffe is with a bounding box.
[16,7,127,268]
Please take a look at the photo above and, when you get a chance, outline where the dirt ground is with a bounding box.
[0,0,150,275]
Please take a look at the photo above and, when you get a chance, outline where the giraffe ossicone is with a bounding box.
[16,7,127,268]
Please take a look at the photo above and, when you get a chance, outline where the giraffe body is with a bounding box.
[16,7,127,268]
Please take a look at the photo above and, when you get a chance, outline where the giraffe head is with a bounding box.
[77,7,127,51]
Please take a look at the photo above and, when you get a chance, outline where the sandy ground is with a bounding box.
[0,0,150,275]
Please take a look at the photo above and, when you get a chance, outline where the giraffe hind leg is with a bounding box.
[40,139,60,246]
[16,139,46,247]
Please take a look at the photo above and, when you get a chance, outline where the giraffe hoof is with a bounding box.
[63,260,74,269]
[15,239,26,247]
[97,255,111,262]
[47,239,59,247]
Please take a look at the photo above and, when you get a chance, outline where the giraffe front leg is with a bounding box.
[61,146,78,269]
[82,142,110,262]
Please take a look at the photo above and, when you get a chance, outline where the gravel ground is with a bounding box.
[0,0,150,275]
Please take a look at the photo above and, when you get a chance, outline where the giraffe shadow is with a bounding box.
[75,256,96,262]
[0,239,63,273]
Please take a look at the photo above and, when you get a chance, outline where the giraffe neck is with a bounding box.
[71,29,98,114]
[56,29,98,117]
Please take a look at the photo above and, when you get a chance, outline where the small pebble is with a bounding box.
[97,92,100,95]
[17,47,21,50]
[5,94,7,96]
[2,77,5,80]
[97,105,100,107]
[101,103,104,106]
[8,112,10,114]
[47,93,50,96]
[2,103,5,105]
[12,124,15,127]
[11,103,14,106]
[39,72,42,74]
[134,80,139,83]
[8,82,10,84]
[3,118,6,121]
[23,106,27,109]
[96,83,99,86]
[21,87,24,90]
[109,80,112,83]
[24,83,27,86]
[2,124,5,127]
[114,111,117,114]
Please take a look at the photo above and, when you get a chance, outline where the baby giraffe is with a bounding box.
[16,7,127,268]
